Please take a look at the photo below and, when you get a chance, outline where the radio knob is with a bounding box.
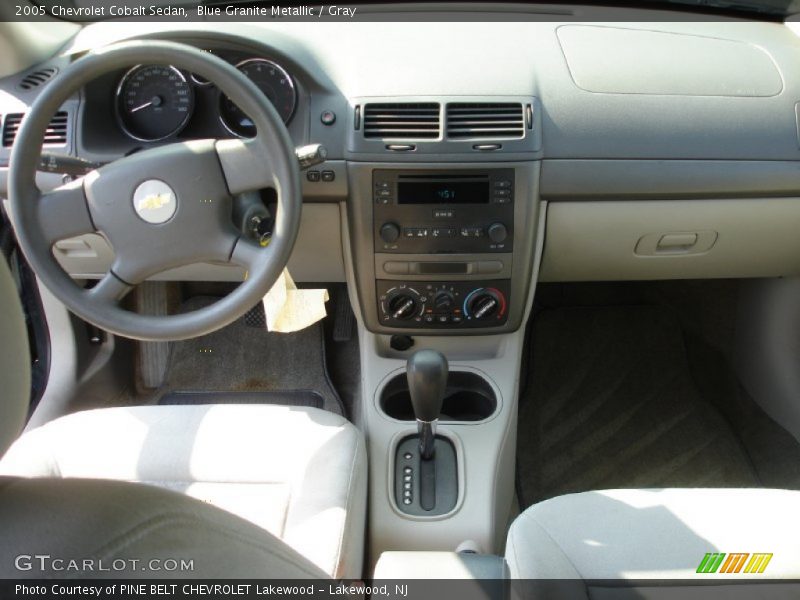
[387,293,419,320]
[487,222,508,244]
[380,222,401,243]
[433,291,455,311]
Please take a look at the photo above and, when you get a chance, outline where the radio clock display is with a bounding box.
[398,181,490,204]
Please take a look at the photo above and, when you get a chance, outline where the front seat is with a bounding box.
[506,488,800,594]
[0,260,365,579]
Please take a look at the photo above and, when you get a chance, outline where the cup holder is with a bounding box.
[380,371,497,422]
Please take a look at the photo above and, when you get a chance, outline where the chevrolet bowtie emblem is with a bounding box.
[138,192,172,211]
[132,180,177,224]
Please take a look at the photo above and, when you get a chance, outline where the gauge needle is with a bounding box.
[129,96,163,113]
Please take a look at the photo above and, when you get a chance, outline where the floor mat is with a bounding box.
[517,305,760,507]
[155,297,344,416]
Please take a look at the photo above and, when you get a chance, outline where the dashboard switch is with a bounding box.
[321,170,336,182]
[306,170,320,182]
[320,110,336,125]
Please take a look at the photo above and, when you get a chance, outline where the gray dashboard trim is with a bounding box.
[540,159,800,200]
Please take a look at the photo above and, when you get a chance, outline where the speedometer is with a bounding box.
[116,65,194,142]
[219,58,296,137]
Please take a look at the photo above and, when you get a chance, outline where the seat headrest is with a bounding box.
[0,258,30,456]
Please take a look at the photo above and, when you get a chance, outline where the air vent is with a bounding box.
[18,67,58,91]
[363,103,440,139]
[2,112,69,147]
[446,103,524,139]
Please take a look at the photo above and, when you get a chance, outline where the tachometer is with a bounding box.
[219,58,296,137]
[116,65,194,142]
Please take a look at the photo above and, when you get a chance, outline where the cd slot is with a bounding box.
[397,174,490,181]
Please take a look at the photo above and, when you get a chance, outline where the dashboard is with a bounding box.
[3,12,800,336]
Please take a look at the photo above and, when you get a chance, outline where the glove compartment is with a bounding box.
[540,199,800,281]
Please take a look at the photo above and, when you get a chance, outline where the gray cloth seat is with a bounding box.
[506,488,800,582]
[0,476,331,579]
[0,403,366,579]
[0,259,365,579]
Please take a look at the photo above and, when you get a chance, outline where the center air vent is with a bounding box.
[363,103,440,139]
[446,103,524,139]
[2,112,69,147]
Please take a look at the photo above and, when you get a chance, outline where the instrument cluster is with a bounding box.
[114,53,296,142]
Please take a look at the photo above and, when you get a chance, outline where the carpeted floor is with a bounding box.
[517,305,762,507]
[154,297,344,415]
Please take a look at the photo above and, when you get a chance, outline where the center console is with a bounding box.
[343,158,542,566]
[342,97,542,566]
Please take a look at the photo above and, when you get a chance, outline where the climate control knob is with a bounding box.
[387,293,419,320]
[380,222,401,243]
[464,288,507,322]
[487,222,508,244]
[433,291,455,311]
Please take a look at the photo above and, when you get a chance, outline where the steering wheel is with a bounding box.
[8,41,301,341]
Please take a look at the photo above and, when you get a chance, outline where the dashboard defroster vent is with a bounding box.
[363,103,440,140]
[2,112,69,148]
[18,67,58,91]
[446,103,524,139]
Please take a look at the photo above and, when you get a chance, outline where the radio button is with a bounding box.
[494,188,511,197]
[376,188,392,198]
[431,227,456,238]
[404,227,429,238]
[433,209,455,219]
[493,179,512,189]
[460,227,484,238]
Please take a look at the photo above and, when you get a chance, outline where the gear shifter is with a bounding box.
[406,349,448,460]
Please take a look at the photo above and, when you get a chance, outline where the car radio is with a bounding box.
[373,169,514,254]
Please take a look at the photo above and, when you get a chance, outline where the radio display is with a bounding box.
[397,181,490,204]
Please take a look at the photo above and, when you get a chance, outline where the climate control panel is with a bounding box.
[377,280,509,329]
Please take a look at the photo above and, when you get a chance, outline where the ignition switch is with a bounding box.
[250,212,274,247]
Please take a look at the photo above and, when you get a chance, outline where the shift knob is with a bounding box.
[406,349,448,423]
